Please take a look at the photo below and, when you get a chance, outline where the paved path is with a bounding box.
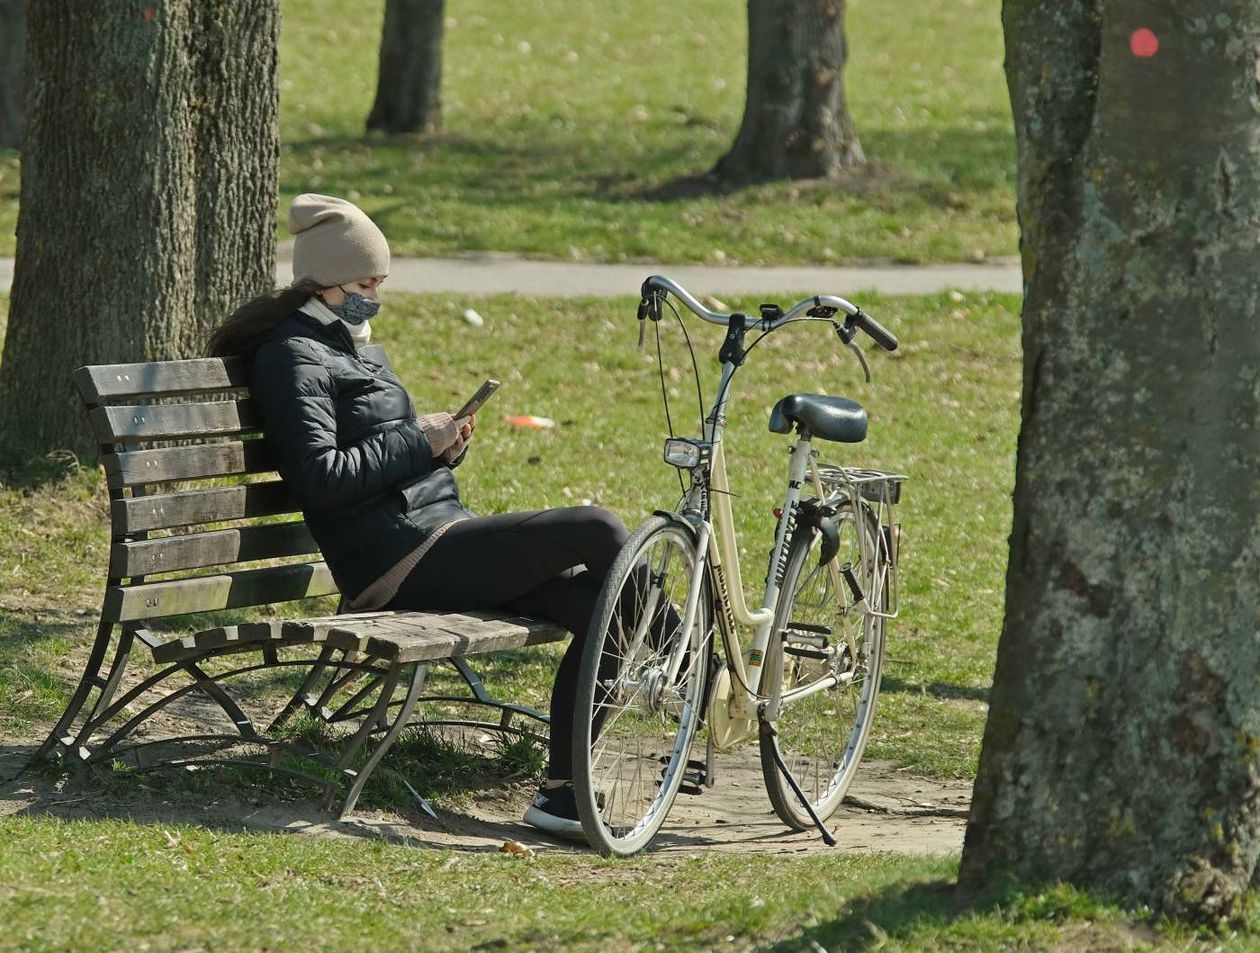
[1,253,1023,298]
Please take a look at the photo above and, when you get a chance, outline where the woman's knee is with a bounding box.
[574,505,628,564]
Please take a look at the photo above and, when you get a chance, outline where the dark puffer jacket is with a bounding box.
[247,306,472,601]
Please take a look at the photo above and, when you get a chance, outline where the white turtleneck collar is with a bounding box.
[299,296,372,347]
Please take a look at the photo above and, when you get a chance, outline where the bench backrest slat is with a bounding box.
[89,400,261,443]
[76,345,388,403]
[109,521,320,578]
[103,439,273,487]
[74,357,248,403]
[103,561,338,622]
[111,480,300,533]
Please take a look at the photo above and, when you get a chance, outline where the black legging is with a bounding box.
[385,505,649,780]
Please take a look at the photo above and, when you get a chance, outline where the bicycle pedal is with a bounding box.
[787,621,832,635]
[659,756,709,794]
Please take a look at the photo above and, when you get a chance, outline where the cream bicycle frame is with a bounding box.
[670,363,859,721]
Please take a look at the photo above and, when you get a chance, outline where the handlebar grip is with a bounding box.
[637,298,651,320]
[854,309,898,351]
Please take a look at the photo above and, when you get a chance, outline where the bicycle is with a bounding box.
[572,275,905,856]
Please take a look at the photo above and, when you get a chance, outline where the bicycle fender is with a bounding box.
[816,516,840,567]
[652,509,702,540]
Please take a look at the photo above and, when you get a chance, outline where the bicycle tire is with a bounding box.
[759,497,888,830]
[573,514,711,856]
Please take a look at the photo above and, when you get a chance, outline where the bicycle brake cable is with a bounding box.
[662,295,706,435]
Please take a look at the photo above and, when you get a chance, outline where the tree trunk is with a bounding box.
[0,0,23,150]
[366,0,444,134]
[712,0,863,182]
[0,1,279,464]
[960,1,1260,923]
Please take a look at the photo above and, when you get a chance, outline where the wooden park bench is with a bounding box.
[29,345,565,817]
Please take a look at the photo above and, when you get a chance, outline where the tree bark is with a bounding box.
[366,0,444,135]
[0,0,23,150]
[712,0,863,182]
[961,1,1260,922]
[0,1,279,464]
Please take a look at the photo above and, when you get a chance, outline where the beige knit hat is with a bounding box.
[289,193,391,287]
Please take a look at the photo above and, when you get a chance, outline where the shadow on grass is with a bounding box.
[622,158,927,204]
[281,122,1014,211]
[1,717,549,853]
[0,446,95,492]
[882,674,989,703]
[773,877,963,951]
[0,607,86,731]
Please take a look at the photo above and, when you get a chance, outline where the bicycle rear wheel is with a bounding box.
[759,497,887,830]
[573,514,711,856]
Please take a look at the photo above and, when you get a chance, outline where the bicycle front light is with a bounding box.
[663,438,711,470]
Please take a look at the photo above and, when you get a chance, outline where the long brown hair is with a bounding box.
[206,280,323,358]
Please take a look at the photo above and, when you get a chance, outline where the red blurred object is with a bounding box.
[1130,27,1158,58]
[505,414,556,429]
[773,507,783,519]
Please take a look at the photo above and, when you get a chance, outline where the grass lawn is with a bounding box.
[0,0,1015,264]
[2,817,1250,952]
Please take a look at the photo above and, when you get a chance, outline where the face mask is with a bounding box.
[330,288,381,325]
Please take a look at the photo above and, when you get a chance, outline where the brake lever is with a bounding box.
[637,293,664,351]
[637,295,651,351]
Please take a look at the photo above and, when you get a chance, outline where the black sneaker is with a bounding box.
[523,783,586,840]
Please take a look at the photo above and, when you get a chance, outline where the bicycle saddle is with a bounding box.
[768,394,868,443]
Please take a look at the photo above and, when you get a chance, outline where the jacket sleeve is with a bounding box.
[249,338,435,513]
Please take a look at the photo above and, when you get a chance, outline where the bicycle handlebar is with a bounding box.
[638,274,898,351]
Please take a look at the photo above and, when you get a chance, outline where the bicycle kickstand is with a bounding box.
[760,721,838,847]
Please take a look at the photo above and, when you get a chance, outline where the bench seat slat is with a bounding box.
[103,439,273,487]
[149,611,401,664]
[149,610,566,665]
[113,481,300,533]
[110,521,320,577]
[91,400,261,443]
[104,561,337,622]
[325,612,567,663]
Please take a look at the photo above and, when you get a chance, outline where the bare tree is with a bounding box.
[961,1,1260,923]
[0,0,23,150]
[0,2,280,463]
[713,0,863,182]
[367,0,445,134]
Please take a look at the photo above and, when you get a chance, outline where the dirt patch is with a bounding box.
[1,735,969,857]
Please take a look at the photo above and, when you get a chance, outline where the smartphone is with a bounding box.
[454,378,501,420]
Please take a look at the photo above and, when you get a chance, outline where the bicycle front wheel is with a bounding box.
[573,514,711,856]
[759,497,887,830]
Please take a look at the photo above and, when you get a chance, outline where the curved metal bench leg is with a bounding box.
[31,619,119,763]
[267,645,338,732]
[335,663,428,819]
[443,655,551,730]
[179,660,258,740]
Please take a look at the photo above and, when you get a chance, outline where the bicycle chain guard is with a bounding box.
[707,664,757,752]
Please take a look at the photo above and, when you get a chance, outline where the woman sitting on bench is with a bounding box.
[207,193,674,839]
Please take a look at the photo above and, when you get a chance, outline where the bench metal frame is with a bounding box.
[30,347,564,818]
